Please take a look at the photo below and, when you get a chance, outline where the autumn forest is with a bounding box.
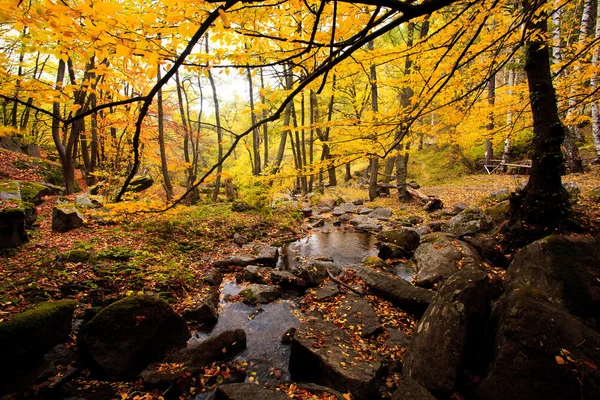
[1,0,600,399]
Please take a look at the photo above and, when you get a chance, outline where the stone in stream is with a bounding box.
[182,286,219,324]
[79,295,190,379]
[269,270,307,289]
[290,318,381,400]
[202,269,223,286]
[215,383,289,400]
[241,265,270,284]
[357,206,374,215]
[214,255,256,269]
[413,232,483,288]
[239,284,281,305]
[377,228,421,251]
[292,257,342,286]
[403,270,501,398]
[141,329,247,387]
[352,265,433,316]
[350,215,383,232]
[315,281,340,301]
[332,202,357,216]
[446,206,493,237]
[338,293,382,337]
[0,300,76,386]
[215,246,279,269]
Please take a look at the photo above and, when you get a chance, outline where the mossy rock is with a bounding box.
[78,295,190,379]
[0,180,20,201]
[363,256,387,269]
[52,204,84,232]
[0,200,35,248]
[19,181,51,205]
[58,248,95,263]
[0,300,76,382]
[126,175,154,193]
[589,187,600,203]
[485,200,510,223]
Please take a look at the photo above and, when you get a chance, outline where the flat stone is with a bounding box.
[215,383,289,400]
[239,284,281,305]
[368,207,393,220]
[338,294,382,337]
[315,281,340,301]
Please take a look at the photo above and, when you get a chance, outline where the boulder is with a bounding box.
[141,329,247,386]
[290,318,381,399]
[233,233,249,246]
[446,207,493,236]
[504,235,600,327]
[214,255,255,269]
[392,378,436,400]
[362,256,387,270]
[203,269,223,286]
[182,286,219,324]
[52,204,84,232]
[241,265,270,284]
[315,281,340,301]
[350,215,383,232]
[19,181,52,205]
[413,233,483,288]
[463,233,508,268]
[79,295,190,379]
[378,242,411,260]
[337,293,382,337]
[0,180,21,201]
[0,300,76,383]
[485,200,510,223]
[0,202,32,248]
[403,270,500,397]
[474,291,600,400]
[357,206,374,215]
[251,245,279,265]
[269,270,307,289]
[239,284,281,305]
[377,228,421,252]
[293,258,342,286]
[215,383,289,400]
[353,265,433,316]
[127,175,153,192]
[385,328,411,349]
[563,182,580,203]
[486,189,510,202]
[332,202,357,216]
[423,199,443,212]
[368,207,393,220]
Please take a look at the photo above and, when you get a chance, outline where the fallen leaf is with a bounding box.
[555,355,565,365]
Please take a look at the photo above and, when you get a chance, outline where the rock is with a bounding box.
[379,242,411,260]
[22,143,41,157]
[504,235,600,326]
[302,207,314,217]
[474,291,600,400]
[377,229,420,253]
[352,199,364,205]
[270,270,307,289]
[214,255,256,269]
[311,218,325,228]
[362,256,387,269]
[52,204,84,232]
[241,265,270,284]
[463,233,508,268]
[356,221,383,232]
[424,199,443,212]
[182,287,219,324]
[487,189,510,202]
[427,221,446,232]
[0,300,76,384]
[403,270,500,397]
[0,180,21,201]
[405,216,424,225]
[563,182,580,203]
[19,181,52,205]
[293,258,342,286]
[385,328,411,349]
[127,175,153,192]
[239,284,281,305]
[447,207,493,236]
[215,383,288,400]
[392,378,436,400]
[357,206,374,215]
[233,233,249,246]
[79,295,190,379]
[75,193,94,207]
[203,269,223,286]
[332,203,357,216]
[368,207,393,220]
[413,233,483,288]
[485,200,510,223]
[290,318,381,399]
[315,281,340,301]
[590,187,600,202]
[353,265,433,316]
[251,245,279,265]
[338,293,382,337]
[0,202,32,248]
[453,202,470,214]
[141,329,246,386]
[317,197,336,209]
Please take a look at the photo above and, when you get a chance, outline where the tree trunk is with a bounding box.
[368,40,379,201]
[208,67,223,202]
[345,162,352,181]
[157,65,174,201]
[259,67,269,168]
[272,65,293,173]
[591,0,600,158]
[247,67,261,175]
[502,67,515,168]
[514,0,570,228]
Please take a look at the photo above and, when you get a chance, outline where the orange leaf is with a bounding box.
[555,356,565,365]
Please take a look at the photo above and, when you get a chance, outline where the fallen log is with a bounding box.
[406,186,443,211]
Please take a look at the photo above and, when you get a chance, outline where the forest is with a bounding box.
[0,0,600,399]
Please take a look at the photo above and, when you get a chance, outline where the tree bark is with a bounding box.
[514,0,570,228]
[591,0,600,158]
[208,67,223,202]
[368,40,379,201]
[247,67,261,175]
[157,65,174,201]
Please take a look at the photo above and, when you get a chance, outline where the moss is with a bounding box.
[485,200,510,222]
[363,256,386,269]
[0,300,76,336]
[19,181,49,204]
[58,248,94,263]
[239,288,256,303]
[0,180,19,193]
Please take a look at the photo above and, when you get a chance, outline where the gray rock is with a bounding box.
[239,284,281,305]
[357,206,374,215]
[52,205,84,232]
[182,287,219,324]
[315,281,340,301]
[252,245,279,265]
[447,207,493,236]
[270,270,307,289]
[413,233,483,288]
[504,235,600,326]
[392,378,436,400]
[203,269,223,286]
[353,265,433,316]
[338,293,382,337]
[453,202,470,214]
[474,291,600,400]
[403,270,500,397]
[79,295,190,379]
[356,221,383,232]
[563,182,580,203]
[332,202,357,216]
[233,233,249,246]
[415,225,432,236]
[290,318,381,399]
[213,255,255,269]
[487,189,510,201]
[427,221,446,232]
[368,207,393,220]
[0,180,21,201]
[385,328,411,349]
[377,228,421,255]
[293,258,342,285]
[215,383,288,400]
[241,265,270,284]
[352,199,365,205]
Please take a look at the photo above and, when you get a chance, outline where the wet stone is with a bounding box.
[315,281,340,301]
[338,293,382,337]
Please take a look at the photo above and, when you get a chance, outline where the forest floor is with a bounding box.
[1,148,600,399]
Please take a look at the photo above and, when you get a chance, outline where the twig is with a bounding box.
[326,268,364,297]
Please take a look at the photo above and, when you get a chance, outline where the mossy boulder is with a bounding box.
[0,300,76,383]
[127,175,153,193]
[363,256,387,269]
[485,200,510,223]
[0,200,35,248]
[0,180,21,201]
[52,204,83,232]
[19,181,52,205]
[58,248,95,263]
[78,295,190,379]
[239,284,281,305]
[446,207,493,236]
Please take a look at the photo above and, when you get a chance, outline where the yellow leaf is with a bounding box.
[343,394,352,400]
[218,8,230,29]
[116,44,130,58]
[259,88,267,98]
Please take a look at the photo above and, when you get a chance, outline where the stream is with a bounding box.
[191,227,415,385]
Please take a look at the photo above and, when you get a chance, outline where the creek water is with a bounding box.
[191,227,415,384]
